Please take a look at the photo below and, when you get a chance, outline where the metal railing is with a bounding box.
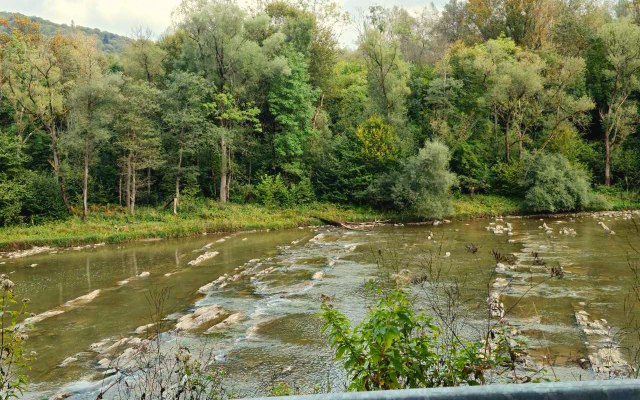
[250,379,640,400]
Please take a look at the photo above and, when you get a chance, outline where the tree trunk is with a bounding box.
[518,132,523,160]
[131,167,137,215]
[147,167,151,199]
[219,136,228,203]
[82,138,89,222]
[49,126,72,212]
[604,128,611,186]
[504,120,511,163]
[125,154,132,211]
[175,148,182,213]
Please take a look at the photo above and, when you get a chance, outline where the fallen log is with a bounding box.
[313,216,353,229]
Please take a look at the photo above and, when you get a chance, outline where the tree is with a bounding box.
[66,35,115,220]
[0,17,75,211]
[592,19,640,185]
[204,93,261,203]
[122,28,166,84]
[175,0,269,202]
[372,140,457,218]
[113,78,163,214]
[268,50,318,177]
[161,71,210,211]
[358,6,411,127]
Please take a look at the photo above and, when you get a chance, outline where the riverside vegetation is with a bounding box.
[3,0,640,396]
[2,0,640,247]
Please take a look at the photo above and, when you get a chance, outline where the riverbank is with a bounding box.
[1,193,638,252]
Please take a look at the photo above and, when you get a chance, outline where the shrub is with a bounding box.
[0,179,25,226]
[255,174,315,207]
[290,176,315,205]
[255,174,290,207]
[372,140,457,218]
[522,152,598,212]
[491,160,526,197]
[354,115,399,164]
[451,142,491,194]
[0,276,33,399]
[21,171,69,223]
[321,290,502,390]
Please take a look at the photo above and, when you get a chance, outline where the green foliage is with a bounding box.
[0,132,26,226]
[522,152,600,212]
[268,50,318,177]
[0,276,33,399]
[372,141,457,218]
[21,171,69,223]
[451,142,491,194]
[491,161,526,197]
[354,115,398,164]
[321,290,497,390]
[255,174,315,207]
[0,180,25,227]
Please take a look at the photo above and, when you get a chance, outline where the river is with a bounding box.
[2,211,638,398]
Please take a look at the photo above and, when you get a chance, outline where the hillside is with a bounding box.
[0,11,129,53]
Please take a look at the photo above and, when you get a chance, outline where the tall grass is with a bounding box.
[0,201,389,251]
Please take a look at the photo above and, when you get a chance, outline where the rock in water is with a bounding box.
[188,251,220,266]
[175,304,226,331]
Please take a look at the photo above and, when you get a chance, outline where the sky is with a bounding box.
[1,0,441,47]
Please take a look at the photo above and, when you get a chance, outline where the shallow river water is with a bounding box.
[2,211,639,398]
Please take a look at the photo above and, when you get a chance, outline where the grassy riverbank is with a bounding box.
[1,193,638,252]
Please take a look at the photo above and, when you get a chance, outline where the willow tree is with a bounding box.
[358,6,411,127]
[0,17,75,211]
[592,19,640,185]
[66,35,116,220]
[175,0,270,202]
[161,71,209,211]
[113,78,163,214]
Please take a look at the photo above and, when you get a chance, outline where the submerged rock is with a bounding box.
[175,304,226,331]
[205,313,244,333]
[188,251,220,266]
[134,323,155,335]
[3,246,52,259]
[64,289,101,307]
[58,356,78,368]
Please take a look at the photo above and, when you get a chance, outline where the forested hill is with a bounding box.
[0,11,129,53]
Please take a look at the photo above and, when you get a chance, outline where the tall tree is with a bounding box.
[66,35,116,220]
[161,71,209,211]
[358,6,411,127]
[0,17,75,211]
[175,0,269,202]
[268,50,318,177]
[113,78,163,214]
[592,19,640,185]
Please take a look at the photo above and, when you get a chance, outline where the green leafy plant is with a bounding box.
[0,275,33,400]
[321,290,497,391]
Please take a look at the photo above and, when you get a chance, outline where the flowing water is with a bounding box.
[2,212,639,398]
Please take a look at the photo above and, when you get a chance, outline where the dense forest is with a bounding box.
[1,0,640,226]
[0,12,130,53]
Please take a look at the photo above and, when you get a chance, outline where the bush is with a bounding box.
[522,152,599,212]
[491,160,526,197]
[0,179,26,226]
[451,142,491,194]
[255,174,315,207]
[371,140,457,218]
[21,171,69,223]
[321,290,502,390]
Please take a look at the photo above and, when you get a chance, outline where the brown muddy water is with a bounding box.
[2,212,639,398]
